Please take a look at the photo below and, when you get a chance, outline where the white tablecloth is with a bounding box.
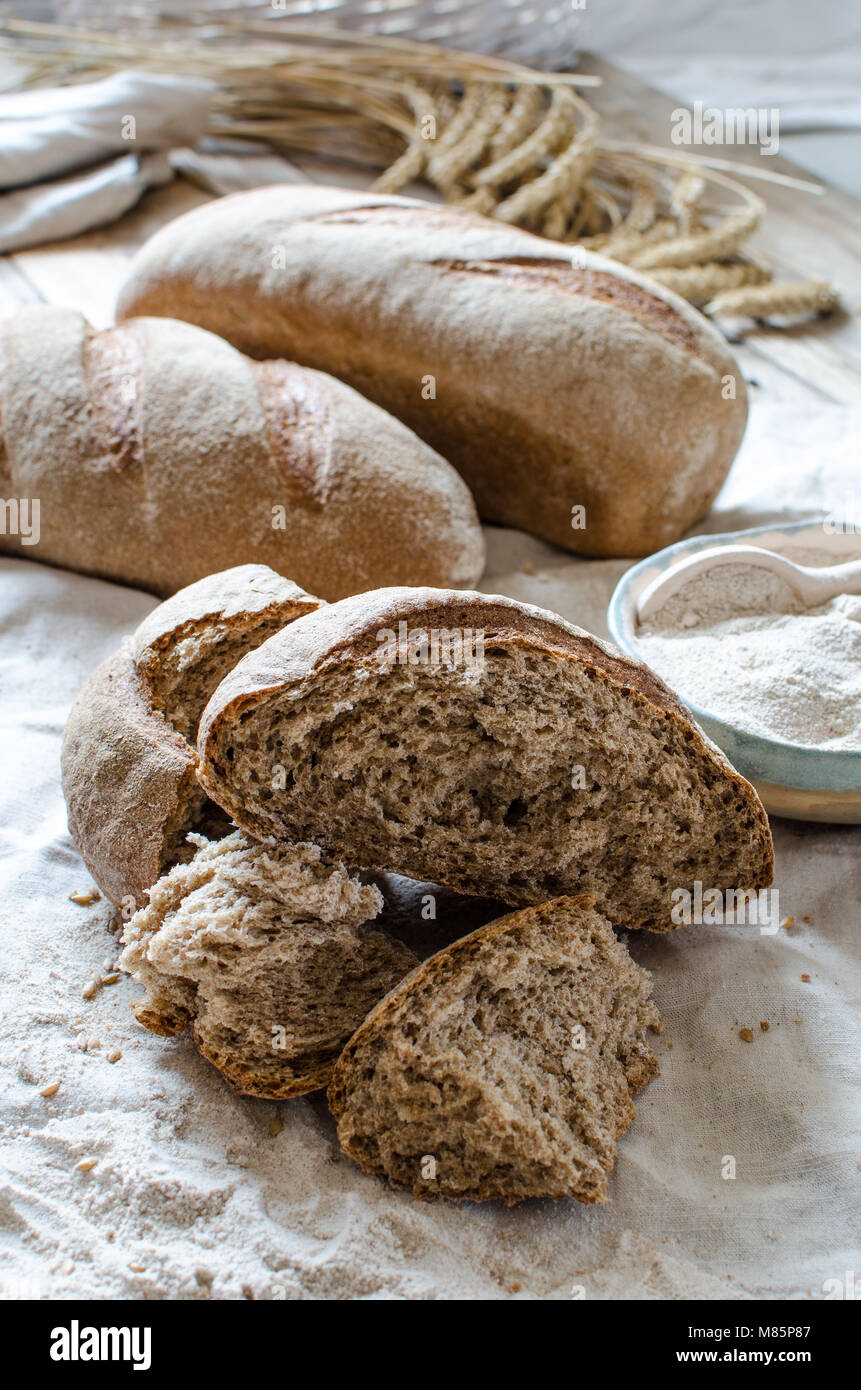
[0,401,858,1300]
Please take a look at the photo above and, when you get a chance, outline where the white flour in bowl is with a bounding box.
[635,557,861,750]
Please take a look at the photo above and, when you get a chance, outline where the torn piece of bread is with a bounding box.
[198,587,773,932]
[119,831,418,1099]
[328,895,661,1205]
[128,565,322,741]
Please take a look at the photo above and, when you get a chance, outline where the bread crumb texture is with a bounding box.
[329,895,661,1205]
[119,831,418,1099]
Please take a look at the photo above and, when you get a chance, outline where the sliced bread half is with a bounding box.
[62,564,322,906]
[328,894,661,1204]
[119,830,418,1098]
[197,587,773,931]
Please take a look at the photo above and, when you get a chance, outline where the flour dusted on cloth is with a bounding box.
[2,401,861,1301]
[635,554,861,751]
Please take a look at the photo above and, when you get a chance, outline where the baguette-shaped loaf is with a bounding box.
[62,565,322,906]
[197,587,773,932]
[118,185,748,557]
[0,305,484,599]
[328,895,661,1204]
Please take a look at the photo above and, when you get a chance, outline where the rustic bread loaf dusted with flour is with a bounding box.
[62,565,322,907]
[117,184,748,558]
[328,895,661,1204]
[197,587,773,931]
[0,304,484,599]
[120,831,419,1099]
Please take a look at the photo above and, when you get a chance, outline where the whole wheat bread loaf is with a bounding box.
[0,305,484,599]
[117,184,748,558]
[197,587,773,932]
[62,565,322,907]
[120,831,418,1099]
[328,894,661,1204]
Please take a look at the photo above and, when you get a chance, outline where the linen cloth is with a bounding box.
[0,72,211,252]
[0,401,858,1300]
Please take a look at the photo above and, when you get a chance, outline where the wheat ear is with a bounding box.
[650,261,772,303]
[706,280,839,318]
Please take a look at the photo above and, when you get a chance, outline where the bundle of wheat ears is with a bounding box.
[1,15,838,323]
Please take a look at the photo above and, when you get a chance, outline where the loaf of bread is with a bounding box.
[120,831,419,1099]
[328,895,661,1204]
[0,304,484,599]
[118,184,748,558]
[61,565,322,907]
[197,587,773,931]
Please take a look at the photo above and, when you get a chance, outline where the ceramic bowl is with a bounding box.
[607,520,861,823]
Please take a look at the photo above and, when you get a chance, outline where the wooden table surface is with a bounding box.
[3,52,860,410]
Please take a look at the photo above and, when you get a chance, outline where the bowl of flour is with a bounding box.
[608,521,861,822]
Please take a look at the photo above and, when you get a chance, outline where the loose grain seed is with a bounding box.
[69,889,100,905]
[40,1082,61,1097]
[76,1158,98,1172]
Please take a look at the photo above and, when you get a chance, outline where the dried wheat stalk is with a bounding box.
[706,280,839,318]
[0,14,838,324]
[650,261,772,304]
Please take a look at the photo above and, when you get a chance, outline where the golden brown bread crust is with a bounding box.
[197,586,774,927]
[0,304,485,600]
[62,644,202,908]
[192,1035,335,1101]
[117,184,749,558]
[430,256,705,357]
[61,565,324,907]
[128,567,320,729]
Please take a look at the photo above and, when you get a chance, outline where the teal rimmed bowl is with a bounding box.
[607,521,861,823]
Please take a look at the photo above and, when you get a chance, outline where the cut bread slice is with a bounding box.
[119,831,418,1098]
[328,895,661,1205]
[197,587,773,932]
[129,564,321,741]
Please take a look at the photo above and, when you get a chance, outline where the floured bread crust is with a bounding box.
[0,305,485,599]
[117,184,748,558]
[61,564,323,907]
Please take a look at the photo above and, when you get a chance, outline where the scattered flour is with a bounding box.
[3,486,861,1300]
[635,556,861,751]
